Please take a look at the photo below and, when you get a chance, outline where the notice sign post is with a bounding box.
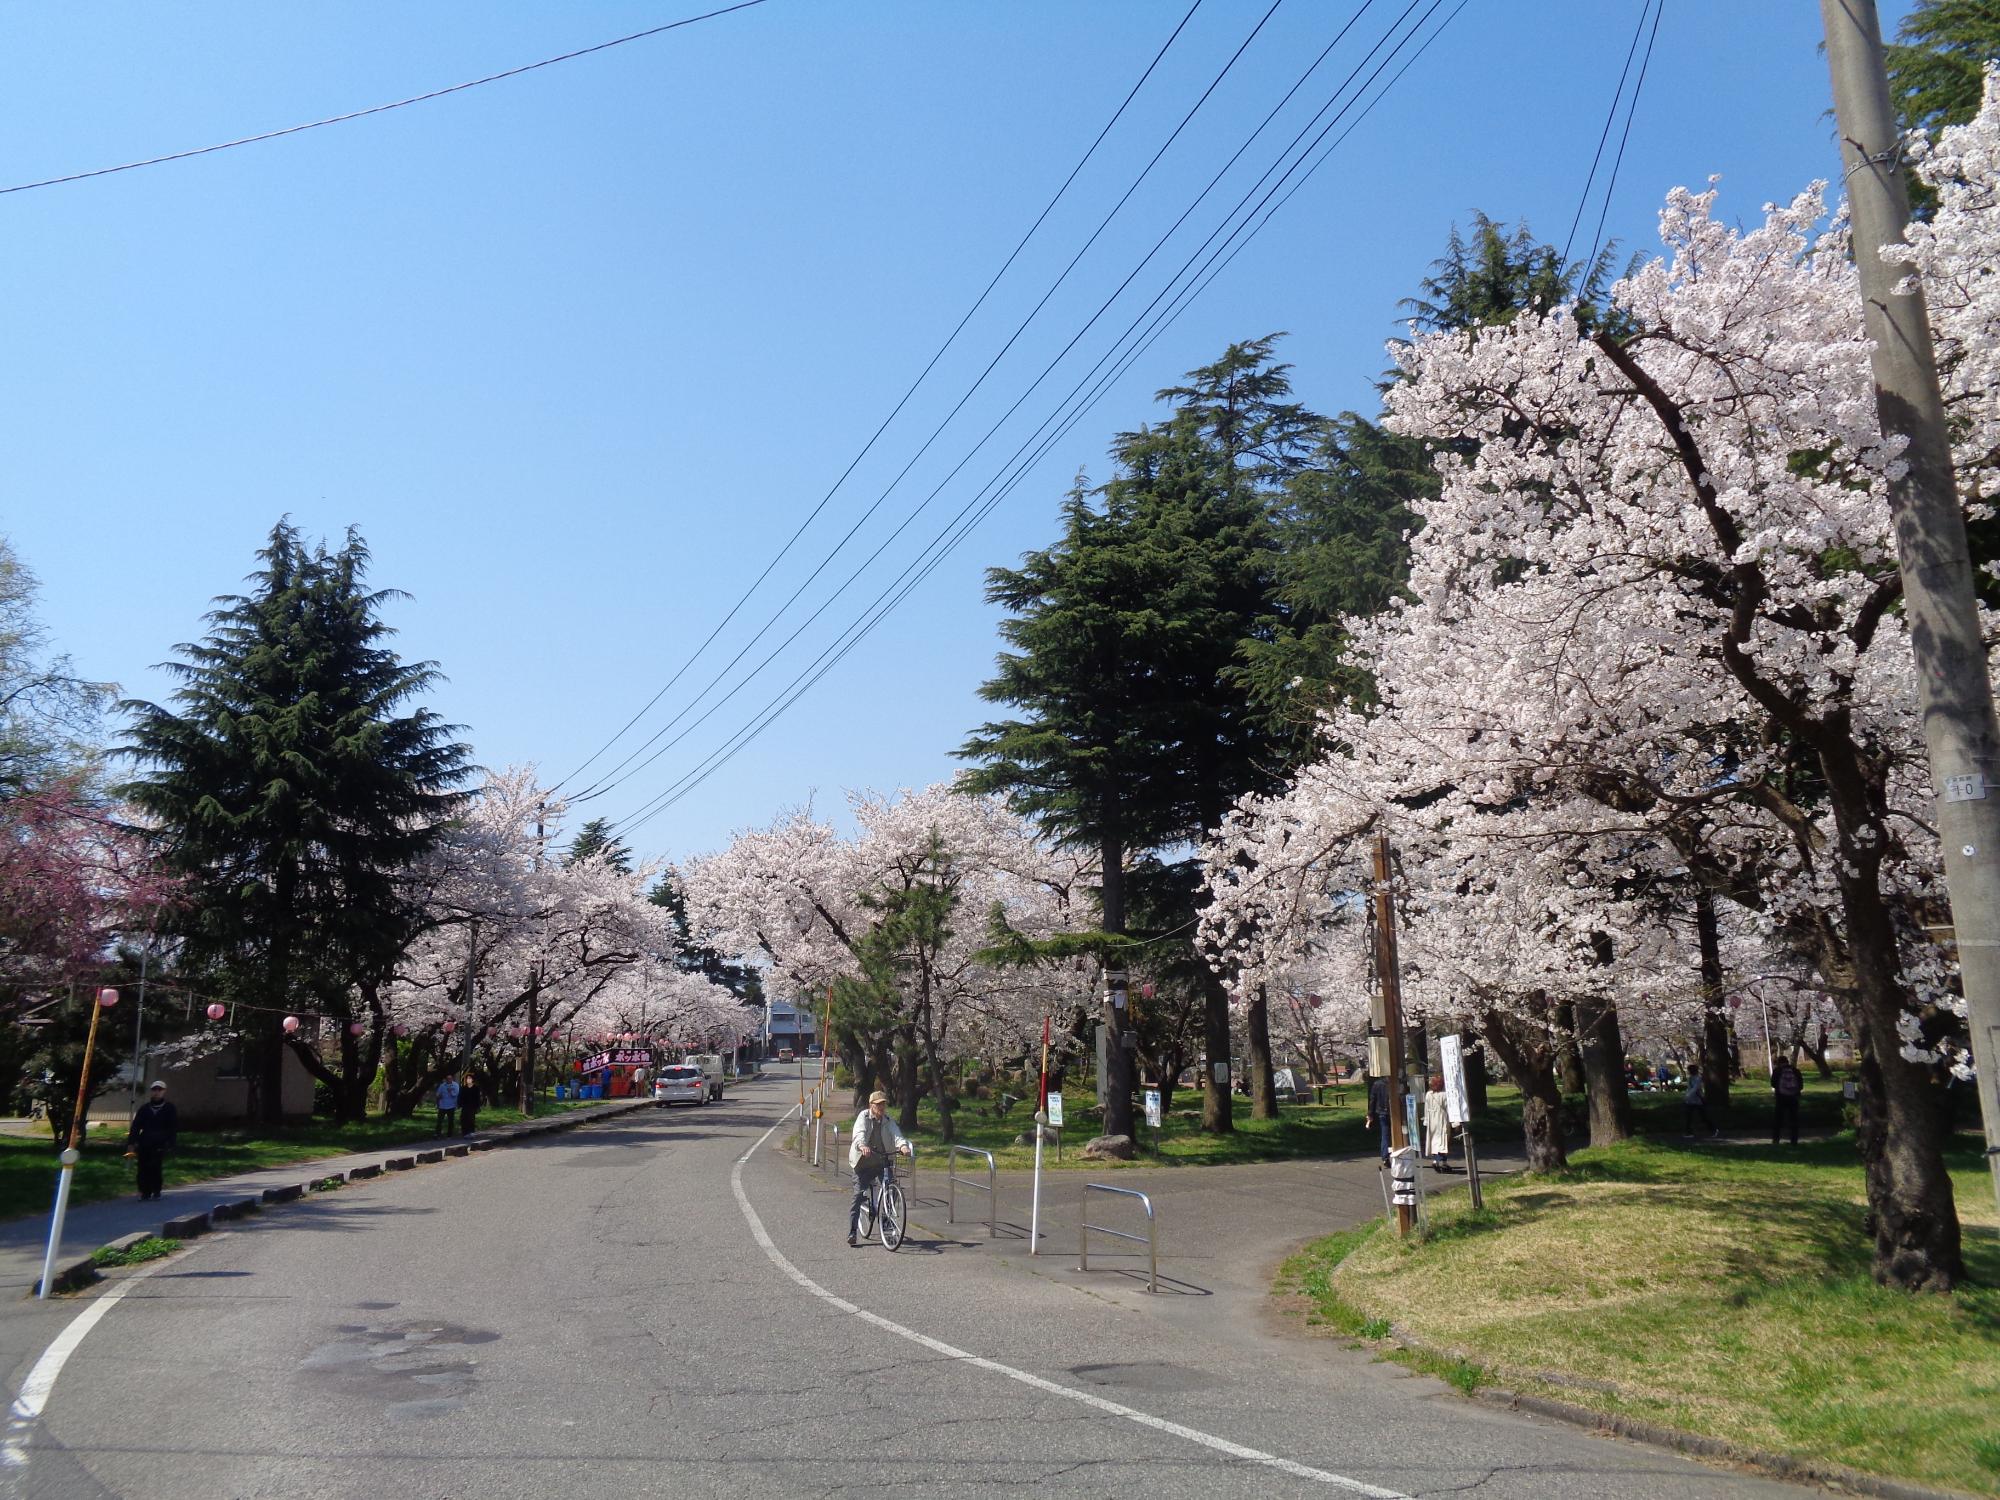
[1439,1033,1483,1209]
[1144,1088,1162,1157]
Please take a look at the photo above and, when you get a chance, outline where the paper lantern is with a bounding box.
[441,1020,456,1034]
[96,988,119,1008]
[206,1003,227,1021]
[348,1021,366,1036]
[282,1015,301,1034]
[391,1023,408,1038]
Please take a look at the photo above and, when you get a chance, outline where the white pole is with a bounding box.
[1029,1112,1046,1255]
[1760,992,1775,1076]
[38,1149,79,1299]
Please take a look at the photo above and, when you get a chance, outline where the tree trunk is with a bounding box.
[1246,983,1277,1119]
[1200,968,1234,1133]
[895,1031,920,1134]
[920,1025,954,1144]
[1464,1040,1489,1114]
[1574,996,1633,1147]
[1809,1021,1834,1079]
[1553,1002,1586,1096]
[1480,1007,1568,1173]
[1693,885,1734,1106]
[1099,830,1136,1141]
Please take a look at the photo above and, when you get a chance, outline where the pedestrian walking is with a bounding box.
[1682,1067,1718,1138]
[457,1074,483,1136]
[125,1081,178,1200]
[1771,1057,1804,1145]
[434,1074,460,1136]
[1422,1074,1452,1172]
[1365,1073,1391,1166]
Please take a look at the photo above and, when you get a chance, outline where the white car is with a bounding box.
[652,1064,706,1107]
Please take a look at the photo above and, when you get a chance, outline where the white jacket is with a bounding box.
[848,1108,909,1169]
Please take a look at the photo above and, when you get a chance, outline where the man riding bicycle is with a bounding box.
[847,1089,911,1247]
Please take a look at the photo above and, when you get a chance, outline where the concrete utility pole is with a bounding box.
[523,803,545,1115]
[1370,832,1413,1236]
[1823,0,2000,1211]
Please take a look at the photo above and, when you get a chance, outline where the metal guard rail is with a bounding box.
[1077,1182,1158,1292]
[946,1145,997,1238]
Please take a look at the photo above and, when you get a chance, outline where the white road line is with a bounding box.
[2,1251,184,1489]
[730,1114,1408,1498]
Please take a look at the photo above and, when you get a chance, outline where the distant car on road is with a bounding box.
[652,1064,706,1107]
[778,1047,794,1062]
[683,1053,725,1101]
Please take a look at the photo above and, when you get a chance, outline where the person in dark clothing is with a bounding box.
[1365,1074,1391,1165]
[1771,1058,1804,1145]
[125,1081,178,1200]
[457,1074,483,1136]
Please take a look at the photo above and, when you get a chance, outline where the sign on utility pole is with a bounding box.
[1822,0,2000,1212]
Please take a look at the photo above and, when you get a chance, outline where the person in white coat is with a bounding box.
[1422,1074,1453,1173]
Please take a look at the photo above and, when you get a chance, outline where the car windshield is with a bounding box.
[661,1067,699,1080]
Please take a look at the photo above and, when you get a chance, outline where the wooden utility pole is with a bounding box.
[1823,0,2000,1212]
[1370,832,1413,1235]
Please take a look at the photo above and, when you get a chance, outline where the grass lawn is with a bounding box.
[0,1097,605,1222]
[873,1071,1860,1174]
[1281,1132,2000,1496]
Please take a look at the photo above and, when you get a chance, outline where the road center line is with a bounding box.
[730,1111,1408,1498]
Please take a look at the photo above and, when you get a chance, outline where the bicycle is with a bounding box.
[853,1150,909,1251]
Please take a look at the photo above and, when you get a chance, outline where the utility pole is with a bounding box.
[1370,832,1413,1236]
[1823,0,2000,1211]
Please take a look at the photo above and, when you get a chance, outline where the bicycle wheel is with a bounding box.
[878,1180,905,1250]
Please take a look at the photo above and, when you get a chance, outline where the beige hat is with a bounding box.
[868,1090,888,1105]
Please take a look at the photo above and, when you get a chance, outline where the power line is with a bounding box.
[581,0,1401,814]
[1558,0,1654,272]
[564,0,1280,812]
[1581,0,1664,273]
[0,0,772,197]
[611,0,1463,839]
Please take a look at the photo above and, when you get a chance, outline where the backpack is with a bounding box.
[1776,1066,1802,1098]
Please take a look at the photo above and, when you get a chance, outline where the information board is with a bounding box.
[1046,1093,1064,1128]
[1144,1089,1162,1129]
[1439,1034,1469,1126]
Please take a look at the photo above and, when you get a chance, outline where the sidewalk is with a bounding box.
[0,1099,654,1295]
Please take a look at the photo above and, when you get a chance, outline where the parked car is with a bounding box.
[683,1053,725,1101]
[778,1047,794,1062]
[652,1064,706,1107]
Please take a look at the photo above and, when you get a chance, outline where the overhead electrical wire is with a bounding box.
[609,0,1465,839]
[0,0,772,197]
[1580,0,1664,274]
[578,0,1410,815]
[1557,0,1655,273]
[561,0,1296,805]
[611,0,1453,837]
[555,0,1210,796]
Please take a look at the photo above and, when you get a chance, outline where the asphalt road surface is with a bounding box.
[0,1071,1811,1499]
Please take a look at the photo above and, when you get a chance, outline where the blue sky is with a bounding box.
[0,0,1909,865]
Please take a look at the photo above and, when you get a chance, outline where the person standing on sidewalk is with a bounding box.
[1771,1058,1804,1145]
[457,1073,483,1136]
[125,1081,178,1200]
[434,1074,460,1136]
[1422,1075,1453,1173]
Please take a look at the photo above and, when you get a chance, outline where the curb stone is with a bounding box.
[33,1254,99,1297]
[444,1144,470,1158]
[160,1211,208,1239]
[416,1149,444,1165]
[1472,1388,1981,1500]
[209,1198,260,1222]
[384,1156,416,1172]
[261,1184,303,1205]
[102,1232,152,1255]
[348,1163,381,1180]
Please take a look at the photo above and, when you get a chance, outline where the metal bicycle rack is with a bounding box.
[1077,1182,1158,1292]
[946,1145,998,1238]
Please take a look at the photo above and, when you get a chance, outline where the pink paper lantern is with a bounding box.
[96,987,119,1008]
[391,1023,408,1038]
[282,1015,301,1034]
[441,1020,456,1034]
[348,1021,366,1036]
[206,1002,227,1021]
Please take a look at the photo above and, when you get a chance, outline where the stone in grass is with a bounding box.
[1081,1134,1136,1161]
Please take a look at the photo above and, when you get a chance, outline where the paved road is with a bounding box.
[0,1073,1809,1499]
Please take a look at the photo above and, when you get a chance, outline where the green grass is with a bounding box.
[91,1236,181,1268]
[1283,1132,2000,1495]
[0,1096,605,1221]
[892,1072,1861,1171]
